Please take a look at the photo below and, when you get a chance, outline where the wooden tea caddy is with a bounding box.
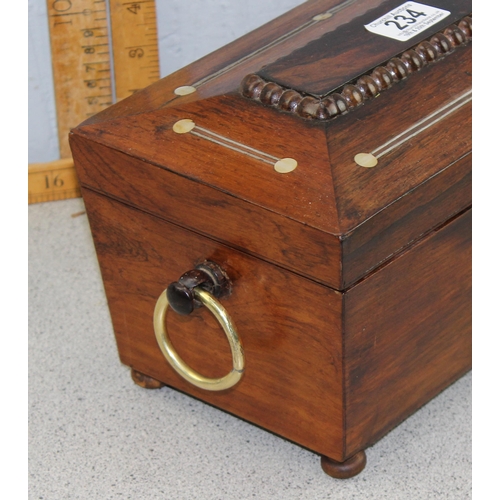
[70,0,471,479]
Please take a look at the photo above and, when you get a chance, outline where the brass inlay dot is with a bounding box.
[173,119,196,134]
[274,158,298,174]
[354,153,378,168]
[174,85,197,96]
[313,13,333,21]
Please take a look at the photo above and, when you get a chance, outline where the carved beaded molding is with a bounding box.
[240,16,472,121]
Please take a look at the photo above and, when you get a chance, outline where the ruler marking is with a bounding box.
[124,43,158,49]
[122,1,155,4]
[47,0,114,157]
[28,159,81,204]
[33,0,160,204]
[83,60,110,65]
[50,11,102,17]
[109,0,160,101]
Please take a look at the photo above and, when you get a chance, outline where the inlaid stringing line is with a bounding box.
[372,90,472,159]
[375,96,472,159]
[192,22,314,87]
[191,126,279,165]
[194,126,279,161]
[190,131,277,165]
[192,0,356,88]
[172,118,298,173]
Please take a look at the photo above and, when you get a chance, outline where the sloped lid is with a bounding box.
[72,0,471,289]
[258,0,471,96]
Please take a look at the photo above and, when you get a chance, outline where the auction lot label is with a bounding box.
[365,2,450,41]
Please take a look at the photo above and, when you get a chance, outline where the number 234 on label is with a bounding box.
[365,2,450,41]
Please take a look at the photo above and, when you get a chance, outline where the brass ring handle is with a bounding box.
[153,286,245,391]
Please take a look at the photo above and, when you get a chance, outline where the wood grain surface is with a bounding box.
[344,209,471,457]
[80,184,471,462]
[242,15,472,121]
[71,39,471,290]
[81,187,345,461]
[77,0,363,128]
[70,134,342,288]
[328,43,472,286]
[342,153,471,287]
[259,0,471,95]
[326,45,471,233]
[70,0,472,466]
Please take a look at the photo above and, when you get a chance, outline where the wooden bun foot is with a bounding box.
[131,369,164,389]
[320,450,366,479]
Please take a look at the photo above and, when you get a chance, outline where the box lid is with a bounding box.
[71,0,471,290]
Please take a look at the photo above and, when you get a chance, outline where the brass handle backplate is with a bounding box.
[153,262,244,391]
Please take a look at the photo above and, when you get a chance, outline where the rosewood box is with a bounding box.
[70,0,471,478]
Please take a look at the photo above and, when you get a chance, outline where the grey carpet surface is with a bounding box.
[29,198,471,500]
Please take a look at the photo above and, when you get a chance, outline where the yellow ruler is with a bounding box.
[28,159,80,205]
[109,0,160,100]
[28,0,160,204]
[46,0,113,159]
